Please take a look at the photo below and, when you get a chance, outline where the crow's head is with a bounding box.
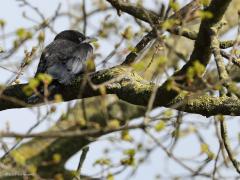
[54,30,97,44]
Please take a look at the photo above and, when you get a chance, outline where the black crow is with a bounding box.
[28,30,96,103]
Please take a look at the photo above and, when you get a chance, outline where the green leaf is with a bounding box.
[122,26,133,40]
[54,94,63,103]
[0,19,6,28]
[107,119,120,129]
[107,173,114,180]
[121,157,135,166]
[123,149,135,157]
[37,73,53,85]
[52,153,61,164]
[155,120,166,132]
[121,130,133,142]
[28,78,40,89]
[162,19,179,29]
[16,28,32,40]
[200,0,210,6]
[197,10,213,19]
[38,31,45,43]
[170,0,180,11]
[200,143,209,153]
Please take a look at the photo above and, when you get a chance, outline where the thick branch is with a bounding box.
[174,0,232,80]
[1,66,240,116]
[108,0,233,66]
[1,97,145,179]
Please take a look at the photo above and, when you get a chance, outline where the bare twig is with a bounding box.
[220,118,240,174]
[0,123,146,138]
[82,0,87,35]
[73,146,90,180]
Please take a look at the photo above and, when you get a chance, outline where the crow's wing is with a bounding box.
[66,43,93,74]
[35,39,93,85]
[35,39,73,75]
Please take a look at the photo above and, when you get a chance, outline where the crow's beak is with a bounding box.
[81,36,98,44]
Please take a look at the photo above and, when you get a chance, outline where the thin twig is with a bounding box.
[82,0,87,35]
[220,118,240,174]
[73,146,90,180]
[0,123,146,138]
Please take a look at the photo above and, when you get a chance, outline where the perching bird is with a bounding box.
[28,30,97,103]
[36,30,96,83]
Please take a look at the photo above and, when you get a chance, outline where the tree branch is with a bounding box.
[1,66,240,116]
[174,0,232,81]
[1,97,145,179]
[106,0,160,24]
[108,0,233,66]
